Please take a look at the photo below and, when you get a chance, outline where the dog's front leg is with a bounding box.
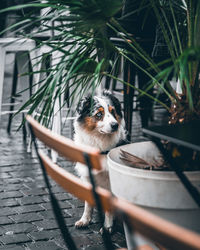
[75,174,93,228]
[75,201,93,228]
[99,212,113,234]
[104,212,113,231]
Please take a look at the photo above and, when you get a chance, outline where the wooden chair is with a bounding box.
[0,38,64,161]
[0,38,38,133]
[26,115,200,250]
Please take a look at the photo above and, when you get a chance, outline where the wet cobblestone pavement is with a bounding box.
[0,113,128,249]
[0,54,128,249]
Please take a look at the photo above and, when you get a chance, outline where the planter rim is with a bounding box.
[107,143,200,181]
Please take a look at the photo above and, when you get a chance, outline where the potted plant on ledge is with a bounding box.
[107,1,200,244]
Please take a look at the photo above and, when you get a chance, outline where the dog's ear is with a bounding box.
[102,89,122,118]
[77,96,92,115]
[102,89,112,96]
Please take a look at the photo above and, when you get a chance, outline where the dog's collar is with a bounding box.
[100,150,109,155]
[100,139,130,155]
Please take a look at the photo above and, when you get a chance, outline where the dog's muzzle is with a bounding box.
[111,122,119,132]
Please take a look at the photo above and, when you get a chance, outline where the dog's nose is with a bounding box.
[111,122,118,132]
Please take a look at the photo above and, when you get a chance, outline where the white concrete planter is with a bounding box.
[107,142,200,234]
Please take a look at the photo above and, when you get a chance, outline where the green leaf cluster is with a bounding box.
[1,0,200,125]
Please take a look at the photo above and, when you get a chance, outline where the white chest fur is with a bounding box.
[73,119,126,178]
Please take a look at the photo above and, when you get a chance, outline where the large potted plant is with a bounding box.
[106,0,200,239]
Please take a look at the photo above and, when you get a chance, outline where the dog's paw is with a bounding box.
[99,226,113,235]
[75,219,91,228]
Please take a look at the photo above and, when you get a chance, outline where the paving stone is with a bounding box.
[18,196,44,205]
[0,227,4,236]
[26,241,64,250]
[0,233,32,245]
[50,186,66,194]
[52,193,72,201]
[0,199,20,207]
[0,245,25,250]
[2,223,37,234]
[62,217,78,227]
[69,198,84,208]
[1,184,24,192]
[41,195,51,202]
[10,213,43,223]
[69,226,93,235]
[14,204,45,214]
[85,245,105,250]
[112,231,127,246]
[0,160,22,167]
[0,207,18,216]
[88,223,101,233]
[39,209,72,221]
[9,171,39,179]
[2,178,22,184]
[53,235,71,249]
[21,188,48,196]
[0,217,13,226]
[64,207,85,218]
[0,166,21,172]
[0,173,11,178]
[87,232,122,249]
[25,181,47,188]
[33,219,59,231]
[72,234,94,249]
[40,200,72,210]
[0,191,23,199]
[39,202,54,211]
[113,239,127,249]
[28,229,61,241]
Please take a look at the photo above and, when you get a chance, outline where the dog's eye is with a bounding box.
[95,112,103,119]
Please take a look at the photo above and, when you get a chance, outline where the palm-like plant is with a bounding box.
[107,0,200,125]
[149,0,200,124]
[1,0,200,127]
[1,0,122,126]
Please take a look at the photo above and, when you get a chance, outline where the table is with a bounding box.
[143,120,200,152]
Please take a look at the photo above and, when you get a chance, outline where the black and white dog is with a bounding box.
[73,90,127,231]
